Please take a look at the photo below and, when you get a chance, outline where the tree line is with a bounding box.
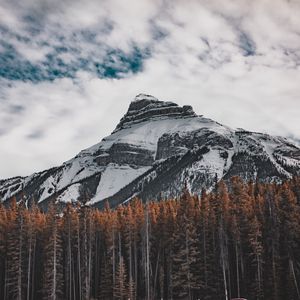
[0,176,300,300]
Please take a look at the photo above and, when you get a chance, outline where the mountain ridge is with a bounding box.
[1,93,300,208]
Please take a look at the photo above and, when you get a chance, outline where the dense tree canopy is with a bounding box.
[0,177,300,299]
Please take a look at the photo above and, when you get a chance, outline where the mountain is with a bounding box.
[1,94,300,209]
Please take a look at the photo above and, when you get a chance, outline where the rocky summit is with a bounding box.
[114,94,197,132]
[1,94,300,209]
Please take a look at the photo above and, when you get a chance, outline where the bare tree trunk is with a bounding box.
[134,235,138,299]
[17,214,24,300]
[145,207,150,300]
[72,256,76,300]
[83,211,88,300]
[271,245,278,300]
[235,243,240,298]
[257,254,262,298]
[67,217,72,300]
[52,225,57,300]
[112,228,116,290]
[153,243,160,299]
[77,224,82,300]
[4,259,7,300]
[185,229,191,300]
[26,228,32,300]
[88,218,92,299]
[222,258,229,300]
[290,259,300,299]
[118,232,122,264]
[30,235,36,300]
[203,220,207,288]
[220,224,229,300]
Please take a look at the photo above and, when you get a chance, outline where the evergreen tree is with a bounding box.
[248,215,264,299]
[172,189,200,299]
[262,184,280,300]
[278,184,300,299]
[0,177,299,300]
[61,204,77,300]
[113,256,128,300]
[43,203,64,300]
[0,203,7,299]
[5,200,26,300]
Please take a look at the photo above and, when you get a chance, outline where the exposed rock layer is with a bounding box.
[1,94,299,209]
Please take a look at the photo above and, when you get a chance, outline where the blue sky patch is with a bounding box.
[239,31,256,57]
[0,38,150,82]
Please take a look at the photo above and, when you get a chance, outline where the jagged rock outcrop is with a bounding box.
[114,94,196,132]
[1,93,300,209]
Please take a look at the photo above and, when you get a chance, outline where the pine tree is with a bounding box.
[99,255,113,300]
[78,203,95,300]
[23,202,43,300]
[198,189,210,298]
[113,256,128,300]
[278,184,300,299]
[5,199,26,300]
[215,180,231,300]
[262,184,280,300]
[248,215,264,299]
[0,177,300,299]
[128,276,136,300]
[43,203,64,300]
[172,189,200,299]
[123,203,137,300]
[144,204,151,300]
[229,176,252,298]
[99,202,115,300]
[0,203,7,299]
[61,204,77,300]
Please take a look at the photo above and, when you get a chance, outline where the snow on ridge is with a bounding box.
[87,164,151,205]
[38,175,57,203]
[57,183,81,203]
[132,93,158,102]
[192,149,226,179]
[3,94,299,206]
[258,136,293,178]
[82,115,231,157]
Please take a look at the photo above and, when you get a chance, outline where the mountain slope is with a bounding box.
[1,94,300,208]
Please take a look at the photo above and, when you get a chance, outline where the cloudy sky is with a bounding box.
[0,0,299,178]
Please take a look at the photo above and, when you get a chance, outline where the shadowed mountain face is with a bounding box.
[1,94,300,209]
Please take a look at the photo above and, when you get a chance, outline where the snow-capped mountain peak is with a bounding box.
[1,94,300,209]
[132,93,159,102]
[114,93,196,133]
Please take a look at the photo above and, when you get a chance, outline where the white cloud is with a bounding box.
[0,0,300,178]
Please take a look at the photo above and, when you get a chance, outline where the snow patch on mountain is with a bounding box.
[1,94,299,207]
[85,116,232,159]
[57,183,81,203]
[87,164,150,205]
[258,136,292,178]
[132,93,159,102]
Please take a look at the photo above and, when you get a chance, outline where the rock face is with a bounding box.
[114,94,197,132]
[1,94,300,209]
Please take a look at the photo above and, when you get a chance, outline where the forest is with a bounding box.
[0,176,300,300]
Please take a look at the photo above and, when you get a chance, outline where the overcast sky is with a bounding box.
[0,0,299,178]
